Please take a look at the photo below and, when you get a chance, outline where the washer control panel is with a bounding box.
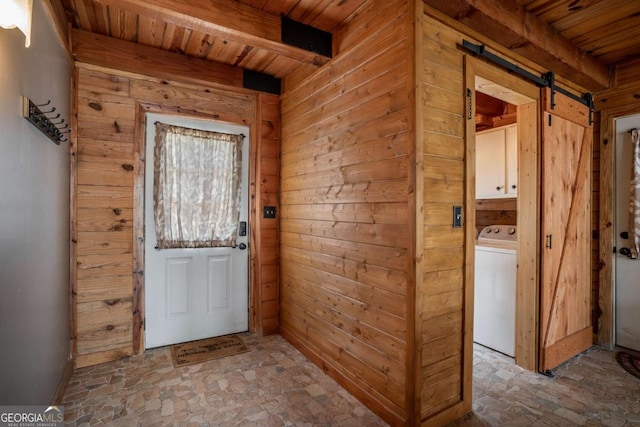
[478,225,517,242]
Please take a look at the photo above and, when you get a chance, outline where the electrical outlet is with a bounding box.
[263,206,276,219]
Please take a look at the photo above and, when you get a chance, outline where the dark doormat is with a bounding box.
[170,335,249,368]
[616,351,640,380]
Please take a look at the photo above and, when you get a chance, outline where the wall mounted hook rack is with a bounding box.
[22,96,69,145]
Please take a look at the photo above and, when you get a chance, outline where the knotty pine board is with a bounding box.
[279,0,412,423]
[419,12,467,422]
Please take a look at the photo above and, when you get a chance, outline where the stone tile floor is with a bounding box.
[449,344,640,426]
[63,334,640,426]
[63,333,387,426]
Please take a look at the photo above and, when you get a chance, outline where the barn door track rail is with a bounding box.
[462,40,594,124]
[22,97,70,145]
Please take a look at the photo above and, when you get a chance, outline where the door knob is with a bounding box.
[238,243,247,250]
[619,247,632,258]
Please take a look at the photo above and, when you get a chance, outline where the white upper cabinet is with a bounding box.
[476,124,517,199]
[505,125,518,196]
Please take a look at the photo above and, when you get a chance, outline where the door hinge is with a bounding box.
[613,246,617,254]
[143,318,146,331]
[548,114,552,126]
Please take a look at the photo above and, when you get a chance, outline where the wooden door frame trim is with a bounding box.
[410,0,423,422]
[464,56,540,372]
[131,102,258,353]
[69,66,79,364]
[598,105,640,348]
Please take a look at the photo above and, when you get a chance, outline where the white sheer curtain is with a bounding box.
[153,122,244,249]
[630,129,640,259]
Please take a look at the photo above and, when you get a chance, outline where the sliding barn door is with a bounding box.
[540,87,592,372]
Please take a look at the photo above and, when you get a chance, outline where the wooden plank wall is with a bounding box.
[256,93,280,335]
[418,6,601,423]
[72,63,279,368]
[279,0,413,424]
[419,14,467,423]
[594,59,640,346]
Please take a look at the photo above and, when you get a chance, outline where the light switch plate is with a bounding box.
[453,206,462,228]
[263,206,276,219]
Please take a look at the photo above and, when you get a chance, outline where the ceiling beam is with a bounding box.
[492,112,517,128]
[72,29,243,88]
[475,114,494,129]
[423,0,610,90]
[93,0,330,67]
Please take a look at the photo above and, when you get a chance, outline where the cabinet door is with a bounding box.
[476,128,506,198]
[505,125,518,196]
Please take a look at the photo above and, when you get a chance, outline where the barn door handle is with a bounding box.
[545,234,552,249]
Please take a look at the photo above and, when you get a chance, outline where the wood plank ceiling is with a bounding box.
[516,0,640,66]
[59,0,640,87]
[423,0,640,90]
[60,0,369,78]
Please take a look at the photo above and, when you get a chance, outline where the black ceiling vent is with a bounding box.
[281,15,332,58]
[243,70,281,95]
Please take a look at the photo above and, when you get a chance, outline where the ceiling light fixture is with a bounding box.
[0,0,33,47]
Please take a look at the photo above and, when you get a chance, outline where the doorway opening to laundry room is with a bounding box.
[143,112,250,350]
[464,56,540,372]
[473,93,519,360]
[613,113,640,353]
[466,55,594,378]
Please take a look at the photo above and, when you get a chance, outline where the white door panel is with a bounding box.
[144,113,249,349]
[166,257,191,316]
[615,114,640,352]
[208,255,231,311]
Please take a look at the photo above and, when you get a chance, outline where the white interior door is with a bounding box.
[615,114,640,352]
[144,113,249,349]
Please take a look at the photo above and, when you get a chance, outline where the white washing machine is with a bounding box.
[474,225,517,357]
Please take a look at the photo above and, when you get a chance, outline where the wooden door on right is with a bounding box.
[540,87,593,372]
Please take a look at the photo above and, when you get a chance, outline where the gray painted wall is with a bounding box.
[0,1,71,404]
